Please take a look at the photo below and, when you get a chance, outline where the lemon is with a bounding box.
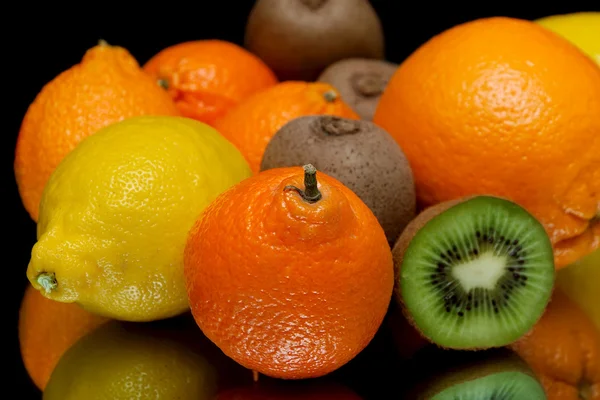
[43,317,248,399]
[535,12,600,65]
[556,249,600,330]
[26,116,252,321]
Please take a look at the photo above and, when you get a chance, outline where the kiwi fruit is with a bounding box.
[260,115,416,245]
[393,195,555,350]
[244,0,385,81]
[404,347,547,399]
[317,58,397,121]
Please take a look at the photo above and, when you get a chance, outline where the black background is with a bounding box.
[7,2,598,398]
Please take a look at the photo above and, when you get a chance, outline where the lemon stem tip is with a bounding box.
[37,272,57,294]
[283,164,322,203]
[98,39,110,47]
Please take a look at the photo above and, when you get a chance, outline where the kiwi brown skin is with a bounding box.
[317,58,397,121]
[392,197,470,275]
[260,115,416,246]
[244,0,385,81]
[404,347,542,399]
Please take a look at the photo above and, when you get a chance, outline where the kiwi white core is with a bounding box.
[452,252,507,292]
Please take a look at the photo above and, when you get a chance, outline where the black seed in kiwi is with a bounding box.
[260,115,416,246]
[244,0,385,81]
[392,195,555,350]
[317,58,397,121]
[404,346,547,399]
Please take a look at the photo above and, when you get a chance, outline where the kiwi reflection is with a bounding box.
[43,314,253,400]
[403,346,547,399]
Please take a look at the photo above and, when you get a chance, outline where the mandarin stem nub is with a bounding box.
[157,79,169,89]
[323,90,337,102]
[37,272,57,294]
[284,164,322,203]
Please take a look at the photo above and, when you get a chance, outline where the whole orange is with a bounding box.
[510,289,600,400]
[143,40,278,125]
[14,41,180,222]
[19,285,109,390]
[373,17,600,269]
[212,82,359,173]
[184,165,394,379]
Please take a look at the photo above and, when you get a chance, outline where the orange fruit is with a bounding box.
[14,41,180,222]
[373,16,600,269]
[19,285,109,390]
[143,40,278,125]
[510,289,600,400]
[184,164,394,379]
[212,81,359,173]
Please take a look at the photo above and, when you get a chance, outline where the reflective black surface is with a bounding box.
[9,2,595,398]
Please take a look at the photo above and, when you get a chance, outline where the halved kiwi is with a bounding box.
[393,196,555,350]
[404,347,547,399]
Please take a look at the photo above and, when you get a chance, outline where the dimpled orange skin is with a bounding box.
[19,285,109,390]
[510,289,600,400]
[212,82,360,173]
[373,17,600,269]
[184,167,394,379]
[14,42,180,222]
[143,40,278,125]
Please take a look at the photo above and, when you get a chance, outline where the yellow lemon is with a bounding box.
[535,12,600,65]
[26,116,252,321]
[556,249,600,330]
[44,317,251,399]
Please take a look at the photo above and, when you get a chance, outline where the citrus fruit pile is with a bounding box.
[14,2,599,399]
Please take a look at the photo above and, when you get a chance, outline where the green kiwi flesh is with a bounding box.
[394,196,555,350]
[405,347,546,399]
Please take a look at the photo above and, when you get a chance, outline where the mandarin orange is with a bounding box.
[143,40,278,125]
[212,82,359,173]
[184,165,394,379]
[14,41,179,221]
[511,289,600,400]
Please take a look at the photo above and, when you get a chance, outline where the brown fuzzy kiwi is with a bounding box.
[392,195,556,351]
[244,0,385,81]
[260,115,416,246]
[317,58,397,120]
